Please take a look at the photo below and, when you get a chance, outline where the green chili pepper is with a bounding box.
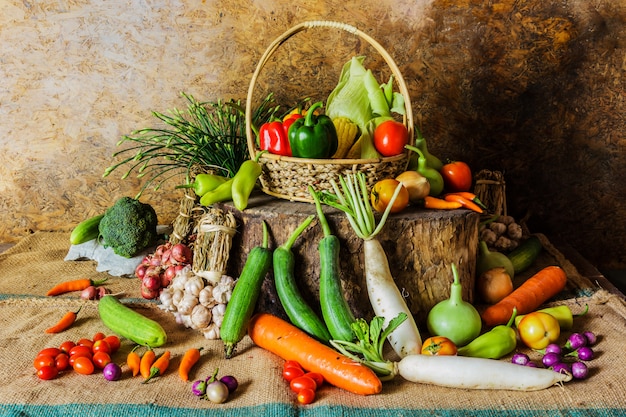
[457,307,518,359]
[405,145,444,196]
[514,304,588,330]
[199,178,234,207]
[231,153,264,211]
[288,101,338,159]
[176,173,229,197]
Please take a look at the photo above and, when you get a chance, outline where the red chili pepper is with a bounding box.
[258,115,302,157]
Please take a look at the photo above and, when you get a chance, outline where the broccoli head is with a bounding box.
[98,196,158,258]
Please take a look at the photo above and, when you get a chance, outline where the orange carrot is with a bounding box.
[481,266,568,327]
[47,278,108,296]
[424,196,462,210]
[139,349,156,380]
[127,345,142,377]
[248,313,382,396]
[143,351,171,383]
[444,194,483,213]
[178,347,203,382]
[45,306,82,333]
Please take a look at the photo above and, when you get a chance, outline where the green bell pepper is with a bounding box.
[288,101,338,159]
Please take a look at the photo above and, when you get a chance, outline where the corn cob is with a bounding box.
[331,117,359,159]
[345,135,362,159]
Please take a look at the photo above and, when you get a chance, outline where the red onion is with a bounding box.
[81,286,98,300]
[135,264,148,280]
[171,243,192,264]
[141,283,160,299]
[143,275,161,291]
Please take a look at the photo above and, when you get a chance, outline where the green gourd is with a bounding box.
[426,263,482,347]
[476,240,515,279]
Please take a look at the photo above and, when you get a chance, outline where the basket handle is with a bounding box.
[245,20,414,160]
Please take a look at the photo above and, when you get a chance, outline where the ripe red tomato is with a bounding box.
[34,355,56,371]
[420,336,458,356]
[72,356,95,375]
[92,340,111,354]
[518,312,561,349]
[373,120,409,157]
[59,340,76,354]
[37,347,61,358]
[103,335,121,353]
[37,365,59,380]
[297,388,316,405]
[289,375,317,393]
[371,179,409,213]
[304,372,324,387]
[440,161,472,192]
[92,332,106,342]
[282,366,305,382]
[55,353,70,371]
[92,351,112,369]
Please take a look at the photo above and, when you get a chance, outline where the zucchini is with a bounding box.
[98,295,167,347]
[507,235,543,275]
[69,213,104,245]
[274,215,331,343]
[312,188,356,342]
[221,221,273,358]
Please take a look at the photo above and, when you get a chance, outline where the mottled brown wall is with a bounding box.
[1,0,624,270]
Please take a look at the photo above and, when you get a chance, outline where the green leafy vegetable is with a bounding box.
[330,313,407,380]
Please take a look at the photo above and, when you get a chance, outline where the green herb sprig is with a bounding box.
[104,92,278,197]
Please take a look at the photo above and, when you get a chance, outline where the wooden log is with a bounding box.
[218,192,480,326]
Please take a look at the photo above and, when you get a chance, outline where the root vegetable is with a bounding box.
[397,354,572,391]
[476,267,513,304]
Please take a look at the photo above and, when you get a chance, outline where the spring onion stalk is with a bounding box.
[321,173,422,360]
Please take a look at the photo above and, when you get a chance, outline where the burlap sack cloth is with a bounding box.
[1,232,625,416]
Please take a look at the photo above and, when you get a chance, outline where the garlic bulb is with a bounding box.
[211,303,227,327]
[184,275,205,297]
[191,304,212,329]
[177,293,199,315]
[202,323,220,340]
[198,286,215,308]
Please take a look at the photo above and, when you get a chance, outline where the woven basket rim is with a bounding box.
[244,20,415,163]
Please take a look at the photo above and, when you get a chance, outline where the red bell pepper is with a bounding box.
[258,115,302,157]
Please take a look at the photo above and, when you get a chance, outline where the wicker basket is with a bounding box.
[245,20,414,203]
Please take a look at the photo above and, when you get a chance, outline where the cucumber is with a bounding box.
[98,295,167,347]
[507,235,543,275]
[311,188,356,342]
[221,221,273,358]
[274,215,331,343]
[69,214,104,245]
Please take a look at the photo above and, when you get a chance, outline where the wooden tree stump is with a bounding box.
[218,192,480,325]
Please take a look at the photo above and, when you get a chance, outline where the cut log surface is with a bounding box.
[218,192,480,325]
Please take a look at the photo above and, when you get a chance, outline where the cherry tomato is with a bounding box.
[421,336,458,356]
[76,338,94,349]
[34,355,56,371]
[371,179,409,213]
[55,353,70,371]
[92,351,112,369]
[92,332,106,342]
[290,375,317,393]
[92,340,111,354]
[297,388,316,405]
[72,356,95,375]
[37,347,61,358]
[103,335,121,353]
[373,120,409,157]
[304,372,324,387]
[69,351,92,367]
[518,311,561,350]
[282,366,305,382]
[283,360,303,371]
[440,161,472,192]
[69,345,93,358]
[37,365,59,380]
[59,340,76,354]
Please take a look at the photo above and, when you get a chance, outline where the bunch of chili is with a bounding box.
[288,102,338,159]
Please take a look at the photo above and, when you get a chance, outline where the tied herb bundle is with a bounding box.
[104,93,277,197]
